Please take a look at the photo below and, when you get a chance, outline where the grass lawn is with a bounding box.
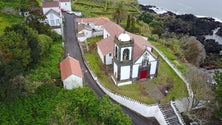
[0,12,23,35]
[27,42,62,82]
[72,0,139,18]
[24,41,63,93]
[151,41,187,74]
[84,37,188,104]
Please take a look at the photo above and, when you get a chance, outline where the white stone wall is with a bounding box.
[95,79,167,125]
[53,28,62,35]
[63,74,83,89]
[60,1,71,11]
[78,36,87,42]
[97,46,104,64]
[92,31,103,37]
[105,53,113,65]
[120,66,131,80]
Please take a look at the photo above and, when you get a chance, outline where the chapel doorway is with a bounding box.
[139,70,148,79]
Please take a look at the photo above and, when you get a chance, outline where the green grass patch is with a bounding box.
[72,0,139,18]
[0,12,23,35]
[151,41,187,73]
[26,42,63,82]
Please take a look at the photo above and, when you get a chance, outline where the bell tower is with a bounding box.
[113,32,134,82]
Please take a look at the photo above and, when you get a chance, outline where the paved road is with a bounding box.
[62,12,159,125]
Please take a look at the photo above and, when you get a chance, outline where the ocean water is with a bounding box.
[138,0,222,44]
[138,0,222,21]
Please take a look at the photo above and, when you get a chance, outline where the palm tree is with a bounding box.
[113,2,127,24]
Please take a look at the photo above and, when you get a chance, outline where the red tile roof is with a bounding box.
[78,17,155,62]
[102,21,124,36]
[96,36,114,55]
[96,20,153,62]
[77,17,110,25]
[60,56,83,81]
[42,1,59,8]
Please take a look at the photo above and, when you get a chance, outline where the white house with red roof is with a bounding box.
[42,0,71,35]
[77,17,159,86]
[60,56,83,89]
[76,17,110,42]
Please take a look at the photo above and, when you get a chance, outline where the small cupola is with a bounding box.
[118,32,131,42]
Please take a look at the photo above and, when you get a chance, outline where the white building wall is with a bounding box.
[120,47,132,61]
[78,36,87,42]
[132,64,139,78]
[53,28,62,35]
[113,62,118,78]
[120,66,130,80]
[105,53,113,65]
[92,31,103,37]
[150,61,157,75]
[135,51,156,64]
[103,29,110,39]
[45,12,62,26]
[60,1,71,11]
[63,74,83,90]
[97,47,104,64]
[43,7,60,15]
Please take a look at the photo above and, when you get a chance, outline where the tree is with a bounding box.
[214,71,222,119]
[98,95,132,125]
[38,34,53,56]
[182,36,206,67]
[139,12,154,24]
[113,2,127,24]
[185,65,215,124]
[0,31,31,80]
[4,24,41,64]
[149,20,164,36]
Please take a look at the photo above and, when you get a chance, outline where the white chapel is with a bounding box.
[77,17,159,86]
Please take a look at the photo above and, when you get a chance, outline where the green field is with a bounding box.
[72,0,139,17]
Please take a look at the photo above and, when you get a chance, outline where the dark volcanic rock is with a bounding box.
[216,27,222,36]
[203,39,222,53]
[139,4,222,68]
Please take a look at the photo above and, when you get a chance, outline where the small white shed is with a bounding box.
[60,56,83,89]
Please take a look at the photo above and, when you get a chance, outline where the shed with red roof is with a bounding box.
[60,56,83,89]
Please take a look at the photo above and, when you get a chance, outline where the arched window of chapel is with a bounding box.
[123,49,129,60]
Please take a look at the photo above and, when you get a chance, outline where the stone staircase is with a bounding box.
[159,103,184,125]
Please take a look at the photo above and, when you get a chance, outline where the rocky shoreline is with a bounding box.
[139,4,222,69]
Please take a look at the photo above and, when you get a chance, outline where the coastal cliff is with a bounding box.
[140,4,222,69]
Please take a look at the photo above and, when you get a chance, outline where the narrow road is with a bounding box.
[62,12,159,125]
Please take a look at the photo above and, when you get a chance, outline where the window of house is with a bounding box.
[123,49,129,60]
[51,20,55,25]
[56,19,60,25]
[115,46,118,59]
[142,59,149,67]
[109,53,112,57]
